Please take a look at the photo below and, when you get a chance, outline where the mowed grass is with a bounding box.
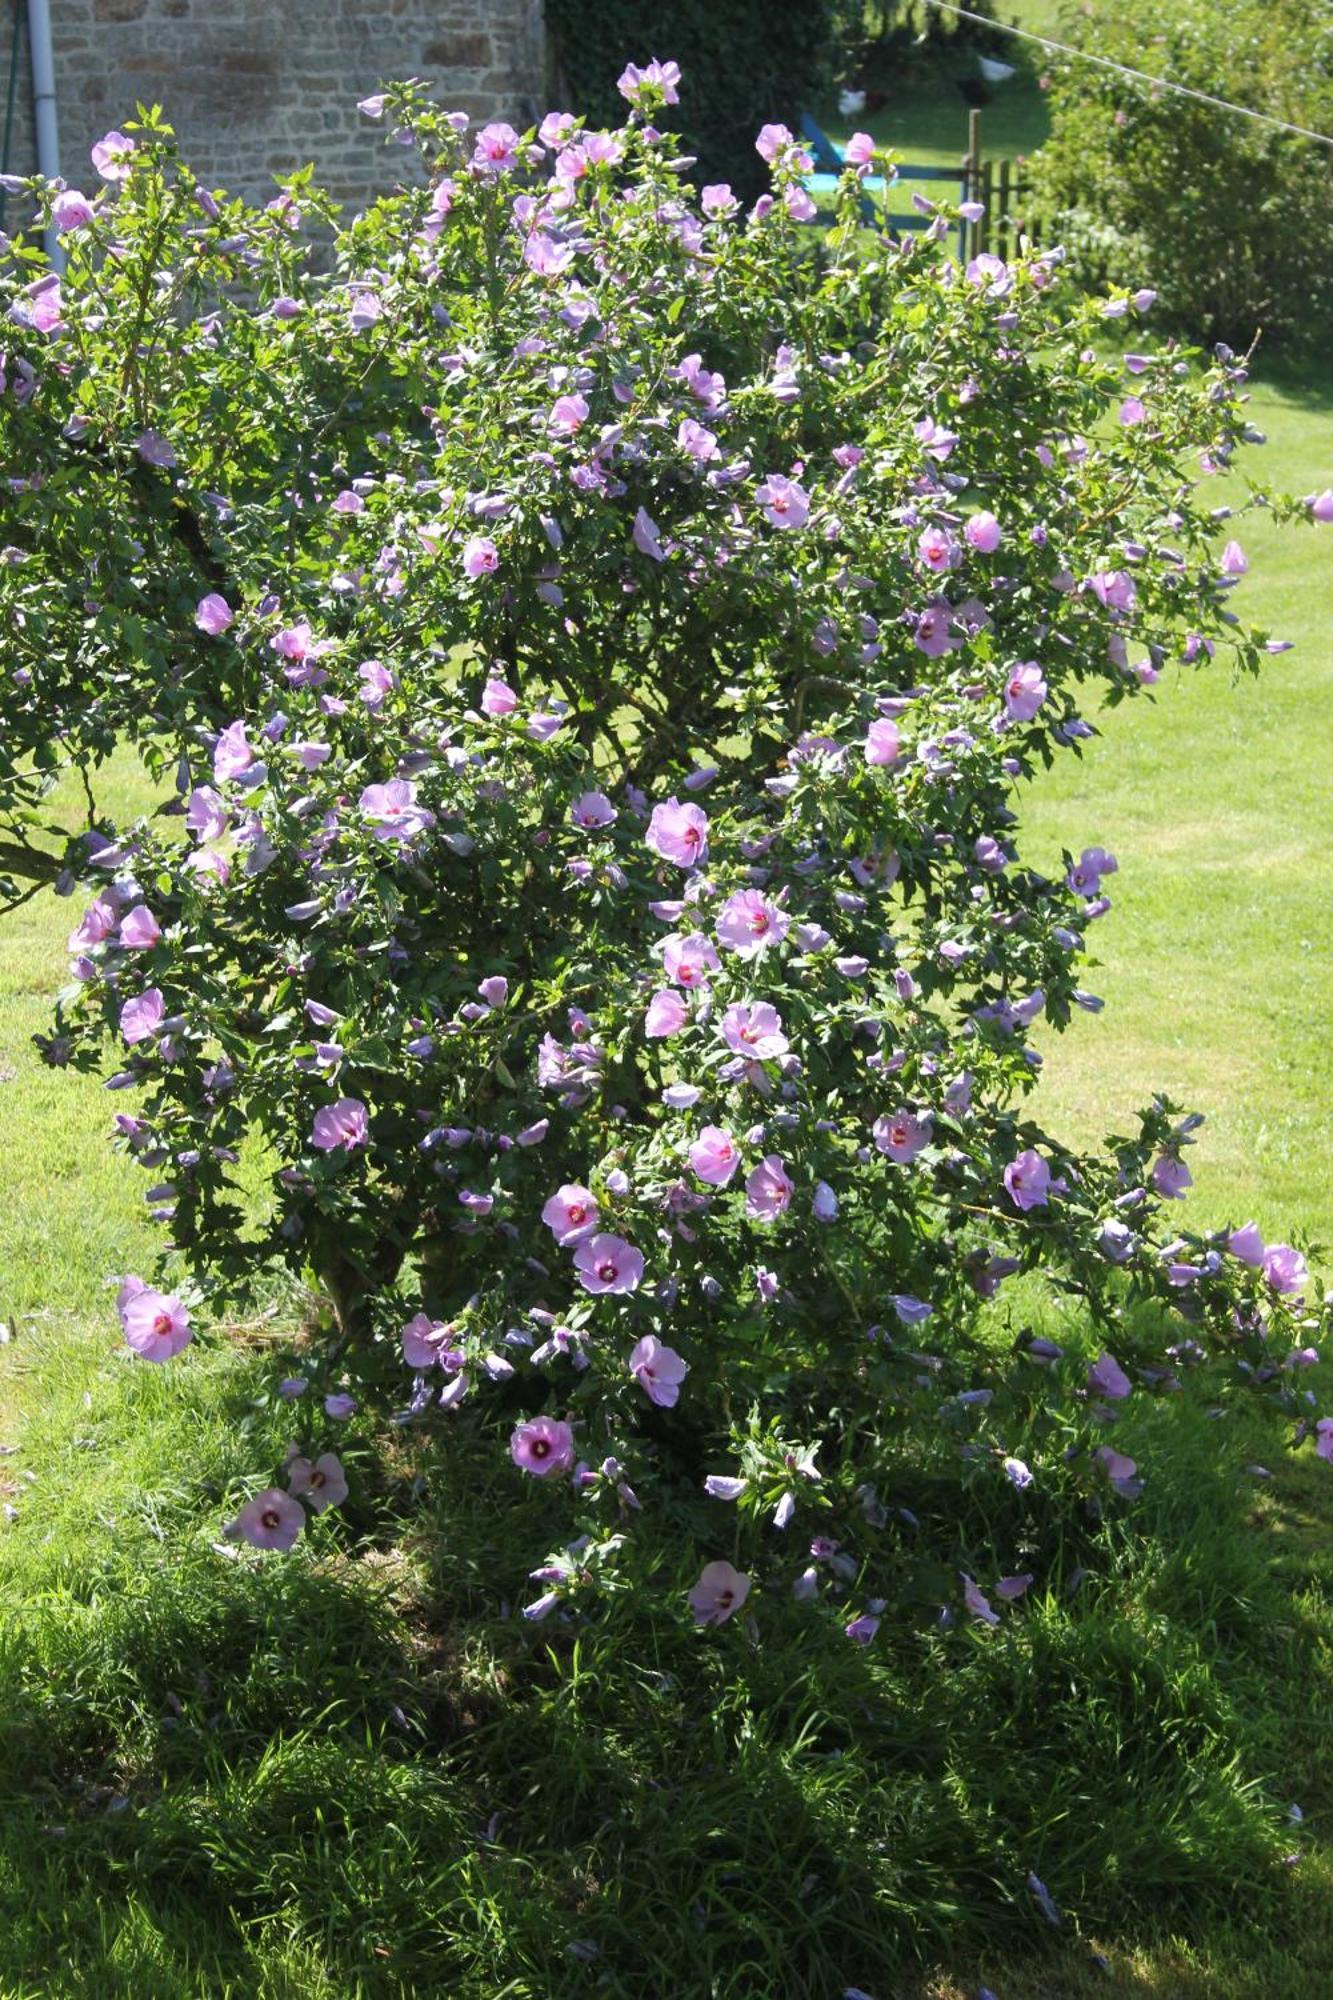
[0,756,161,1440]
[1023,363,1333,1252]
[0,751,162,1301]
[2,347,1332,2000]
[818,0,1333,1247]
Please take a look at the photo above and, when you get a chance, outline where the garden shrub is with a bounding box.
[845,0,1006,84]
[1027,0,1333,353]
[0,71,1329,1638]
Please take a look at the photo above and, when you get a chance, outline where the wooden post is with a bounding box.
[998,156,1011,262]
[964,107,981,261]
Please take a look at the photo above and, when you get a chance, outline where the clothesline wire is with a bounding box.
[918,0,1333,152]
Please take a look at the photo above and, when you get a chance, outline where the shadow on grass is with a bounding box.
[1,1338,1330,1999]
[1245,351,1333,417]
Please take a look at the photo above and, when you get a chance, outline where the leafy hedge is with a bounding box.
[1028,0,1333,352]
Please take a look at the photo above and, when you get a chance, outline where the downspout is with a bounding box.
[26,0,62,268]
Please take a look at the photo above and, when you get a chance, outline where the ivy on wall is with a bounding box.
[545,0,837,203]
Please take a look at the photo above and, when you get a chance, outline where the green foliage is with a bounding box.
[0,76,1327,1654]
[850,0,1006,75]
[3,56,1333,1998]
[1027,0,1333,351]
[1,66,1332,1995]
[544,0,837,201]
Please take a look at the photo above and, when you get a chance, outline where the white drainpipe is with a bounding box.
[27,0,63,268]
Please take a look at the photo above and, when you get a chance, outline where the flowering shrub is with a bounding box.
[2,73,1329,1629]
[1028,0,1333,353]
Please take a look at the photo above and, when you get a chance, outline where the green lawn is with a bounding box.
[1026,362,1333,1254]
[817,1,1333,1252]
[2,105,1333,2000]
[0,756,160,1455]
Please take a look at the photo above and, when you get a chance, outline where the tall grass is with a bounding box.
[3,1300,1333,1998]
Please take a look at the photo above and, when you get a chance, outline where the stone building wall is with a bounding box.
[2,0,547,210]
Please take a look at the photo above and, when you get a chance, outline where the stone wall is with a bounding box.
[3,0,547,209]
